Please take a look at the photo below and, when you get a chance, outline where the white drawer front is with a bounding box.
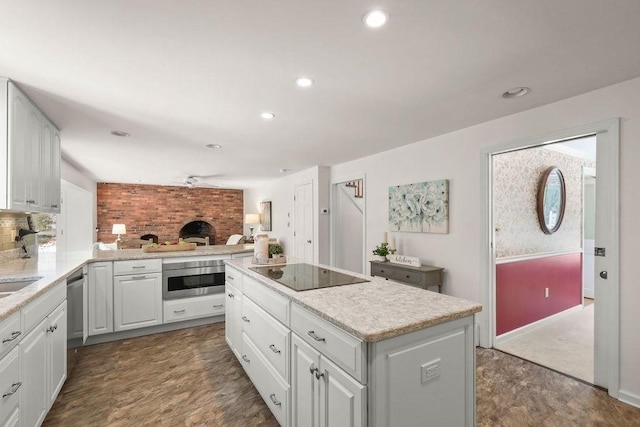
[164,294,225,323]
[241,333,289,427]
[291,303,365,383]
[225,266,243,291]
[0,347,21,424]
[242,297,289,381]
[113,259,161,275]
[0,313,21,359]
[22,281,66,335]
[243,276,289,325]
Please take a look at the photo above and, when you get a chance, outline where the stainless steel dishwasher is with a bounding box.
[66,266,86,348]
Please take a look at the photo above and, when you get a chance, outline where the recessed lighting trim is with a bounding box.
[502,87,531,99]
[261,112,276,119]
[206,144,223,149]
[295,77,314,87]
[363,10,388,28]
[110,130,130,137]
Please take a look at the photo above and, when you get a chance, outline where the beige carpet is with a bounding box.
[495,304,594,383]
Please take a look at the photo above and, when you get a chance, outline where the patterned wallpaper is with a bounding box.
[493,146,593,259]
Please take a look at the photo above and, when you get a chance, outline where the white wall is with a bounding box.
[331,76,640,402]
[61,158,97,242]
[334,184,364,273]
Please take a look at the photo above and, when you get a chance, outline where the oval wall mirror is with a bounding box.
[537,167,566,234]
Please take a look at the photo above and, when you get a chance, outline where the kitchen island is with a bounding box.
[224,257,482,427]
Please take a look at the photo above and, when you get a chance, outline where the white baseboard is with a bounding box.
[619,389,640,409]
[494,304,584,346]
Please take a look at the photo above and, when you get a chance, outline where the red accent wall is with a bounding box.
[97,183,243,245]
[496,253,582,335]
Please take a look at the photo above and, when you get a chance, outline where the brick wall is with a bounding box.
[97,183,243,245]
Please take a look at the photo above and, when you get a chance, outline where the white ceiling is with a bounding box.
[1,1,639,188]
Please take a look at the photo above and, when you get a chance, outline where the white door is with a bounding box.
[295,182,314,263]
[57,180,94,252]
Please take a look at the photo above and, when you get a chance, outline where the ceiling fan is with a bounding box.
[176,174,222,188]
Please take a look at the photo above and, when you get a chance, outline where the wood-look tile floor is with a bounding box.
[45,322,640,427]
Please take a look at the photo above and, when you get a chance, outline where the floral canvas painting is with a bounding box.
[389,179,449,233]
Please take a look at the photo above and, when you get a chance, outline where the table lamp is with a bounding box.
[112,224,126,245]
[245,214,260,239]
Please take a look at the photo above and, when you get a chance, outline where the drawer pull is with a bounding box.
[173,309,186,314]
[227,293,235,298]
[269,344,281,354]
[132,266,146,269]
[46,325,58,333]
[213,304,224,308]
[307,330,326,342]
[380,270,385,273]
[227,275,234,281]
[242,316,251,323]
[242,354,250,363]
[2,382,21,398]
[406,275,410,278]
[269,393,282,407]
[2,331,21,343]
[131,275,147,280]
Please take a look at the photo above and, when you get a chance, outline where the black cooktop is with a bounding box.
[249,263,369,291]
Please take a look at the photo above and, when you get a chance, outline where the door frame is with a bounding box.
[330,174,367,273]
[479,118,619,397]
[294,180,314,263]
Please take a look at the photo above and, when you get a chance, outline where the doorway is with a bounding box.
[331,177,366,274]
[294,181,314,263]
[491,136,596,383]
[479,119,620,397]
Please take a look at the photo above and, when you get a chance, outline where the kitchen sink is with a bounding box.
[0,278,41,298]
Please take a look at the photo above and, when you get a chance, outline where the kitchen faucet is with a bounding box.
[15,228,38,258]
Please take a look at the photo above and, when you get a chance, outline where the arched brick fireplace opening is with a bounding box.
[179,220,216,245]
[140,234,158,244]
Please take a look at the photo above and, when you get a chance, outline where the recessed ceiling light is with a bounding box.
[110,130,130,137]
[295,77,314,87]
[206,144,223,149]
[261,112,275,119]
[502,87,531,99]
[363,10,388,28]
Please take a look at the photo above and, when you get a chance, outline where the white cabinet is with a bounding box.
[113,259,162,332]
[20,296,66,427]
[1,79,61,213]
[88,262,113,336]
[291,334,366,427]
[0,347,21,427]
[163,294,225,323]
[224,283,242,359]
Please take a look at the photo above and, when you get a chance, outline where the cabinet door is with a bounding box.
[7,84,29,211]
[319,355,366,427]
[48,301,67,406]
[224,284,242,358]
[88,262,114,336]
[40,119,61,213]
[291,334,320,427]
[20,319,48,427]
[25,107,42,211]
[114,273,162,331]
[0,347,21,426]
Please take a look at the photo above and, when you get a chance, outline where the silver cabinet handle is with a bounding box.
[131,275,147,280]
[315,369,324,380]
[269,393,282,407]
[242,355,250,363]
[307,240,312,244]
[242,316,250,323]
[213,304,223,308]
[173,309,186,314]
[46,325,58,333]
[269,344,281,354]
[309,364,316,375]
[227,275,234,281]
[227,293,235,298]
[2,331,21,343]
[2,382,21,398]
[132,266,146,269]
[307,330,326,342]
[51,204,58,208]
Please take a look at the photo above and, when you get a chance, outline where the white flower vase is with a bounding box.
[374,255,387,261]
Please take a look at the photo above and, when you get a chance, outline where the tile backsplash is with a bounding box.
[0,212,31,263]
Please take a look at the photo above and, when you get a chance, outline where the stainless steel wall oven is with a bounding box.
[162,258,225,299]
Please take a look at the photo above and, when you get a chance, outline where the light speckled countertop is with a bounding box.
[226,257,482,342]
[0,245,253,321]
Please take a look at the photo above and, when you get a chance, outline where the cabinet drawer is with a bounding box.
[163,294,225,323]
[0,312,22,359]
[113,259,161,276]
[371,263,394,279]
[225,266,243,291]
[243,277,289,325]
[242,297,289,381]
[394,270,423,287]
[241,333,289,427]
[0,347,21,424]
[291,303,365,383]
[22,281,65,335]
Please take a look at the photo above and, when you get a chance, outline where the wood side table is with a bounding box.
[370,260,444,293]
